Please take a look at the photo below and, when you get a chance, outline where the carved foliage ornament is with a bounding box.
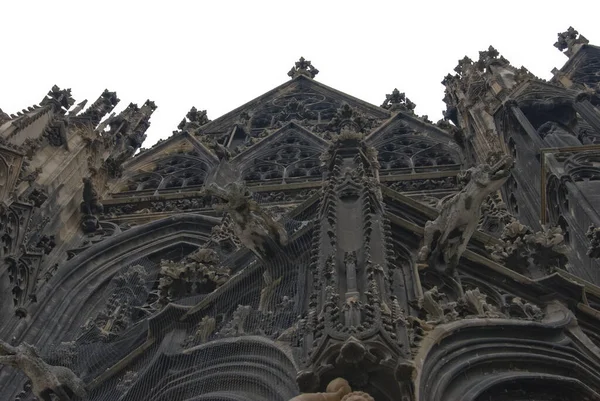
[488,220,569,276]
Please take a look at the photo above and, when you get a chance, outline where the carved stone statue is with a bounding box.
[0,340,87,401]
[418,155,514,273]
[80,177,103,215]
[80,177,103,233]
[205,182,288,260]
[289,378,374,401]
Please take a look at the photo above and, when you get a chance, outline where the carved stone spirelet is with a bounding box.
[418,156,514,273]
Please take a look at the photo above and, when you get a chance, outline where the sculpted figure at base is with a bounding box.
[289,378,374,401]
[0,340,87,401]
[418,155,513,273]
[205,182,288,260]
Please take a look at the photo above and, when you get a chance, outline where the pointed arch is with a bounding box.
[2,214,220,348]
[415,304,600,401]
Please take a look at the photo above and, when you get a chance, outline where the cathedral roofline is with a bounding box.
[198,74,390,135]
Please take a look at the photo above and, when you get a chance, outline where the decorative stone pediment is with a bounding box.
[196,76,390,148]
[111,132,218,196]
[366,114,465,176]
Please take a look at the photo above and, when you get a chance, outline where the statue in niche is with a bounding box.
[0,340,87,401]
[418,155,513,273]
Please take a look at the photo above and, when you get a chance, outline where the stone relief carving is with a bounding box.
[182,316,217,348]
[586,225,600,258]
[81,265,150,342]
[158,250,229,305]
[386,177,456,192]
[418,155,514,273]
[488,219,569,276]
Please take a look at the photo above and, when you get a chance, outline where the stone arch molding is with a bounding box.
[2,214,220,349]
[118,336,299,401]
[414,301,600,401]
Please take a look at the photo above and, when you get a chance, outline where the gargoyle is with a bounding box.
[418,155,513,273]
[0,339,87,401]
[205,182,288,261]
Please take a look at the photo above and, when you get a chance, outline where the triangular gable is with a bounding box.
[199,75,391,136]
[508,79,579,104]
[231,121,328,164]
[366,112,466,173]
[124,131,219,174]
[554,44,600,82]
[226,121,329,184]
[366,111,460,145]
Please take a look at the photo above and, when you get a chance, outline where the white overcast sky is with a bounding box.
[1,0,598,148]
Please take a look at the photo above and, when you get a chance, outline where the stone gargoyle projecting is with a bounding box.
[418,155,514,272]
[0,340,87,401]
[205,182,289,260]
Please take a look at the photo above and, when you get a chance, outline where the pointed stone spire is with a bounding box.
[77,89,120,127]
[287,57,319,79]
[67,100,88,116]
[554,26,589,57]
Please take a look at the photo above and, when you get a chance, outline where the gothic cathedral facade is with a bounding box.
[1,27,600,401]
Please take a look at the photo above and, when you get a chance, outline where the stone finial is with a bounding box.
[454,56,474,77]
[76,89,120,125]
[554,27,589,57]
[476,45,510,71]
[177,106,210,131]
[40,85,75,112]
[288,57,319,79]
[380,88,416,113]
